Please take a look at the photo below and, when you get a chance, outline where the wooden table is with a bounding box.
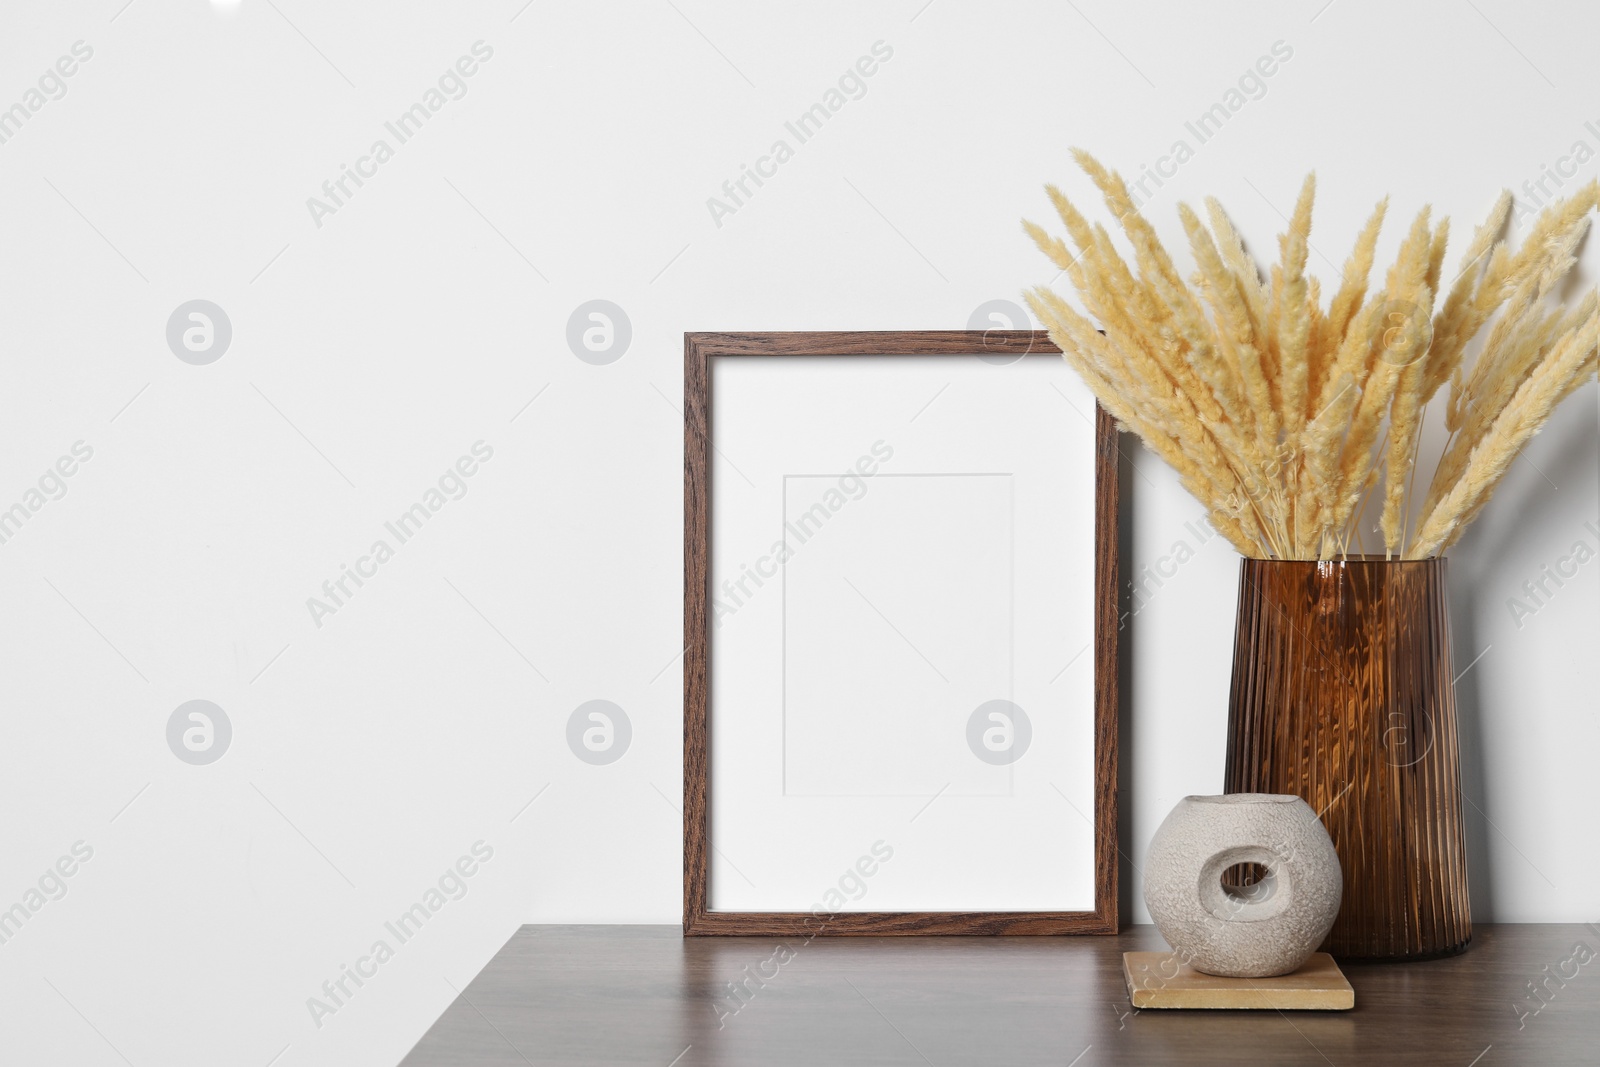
[402,924,1600,1066]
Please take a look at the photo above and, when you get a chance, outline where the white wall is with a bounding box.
[0,1,1594,1064]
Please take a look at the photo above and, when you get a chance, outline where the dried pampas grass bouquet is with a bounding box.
[1024,152,1600,560]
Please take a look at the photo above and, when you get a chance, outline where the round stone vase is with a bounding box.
[1144,794,1343,978]
[1224,557,1472,960]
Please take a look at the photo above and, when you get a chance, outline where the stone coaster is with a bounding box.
[1123,952,1354,1010]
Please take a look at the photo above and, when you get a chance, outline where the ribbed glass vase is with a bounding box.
[1222,557,1471,960]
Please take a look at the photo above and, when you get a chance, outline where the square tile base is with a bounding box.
[1123,951,1354,1010]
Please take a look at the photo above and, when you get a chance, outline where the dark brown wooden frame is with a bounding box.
[683,331,1119,936]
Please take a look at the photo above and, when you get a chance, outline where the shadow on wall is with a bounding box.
[1448,567,1494,923]
[1446,398,1599,921]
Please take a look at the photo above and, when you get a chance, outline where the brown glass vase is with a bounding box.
[1223,557,1471,960]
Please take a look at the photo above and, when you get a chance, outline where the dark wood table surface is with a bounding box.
[401,924,1600,1066]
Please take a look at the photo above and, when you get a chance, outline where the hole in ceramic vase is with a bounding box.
[1220,862,1277,907]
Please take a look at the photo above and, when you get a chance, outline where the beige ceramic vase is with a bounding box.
[1143,794,1342,978]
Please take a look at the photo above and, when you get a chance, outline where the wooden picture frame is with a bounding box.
[683,331,1118,935]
